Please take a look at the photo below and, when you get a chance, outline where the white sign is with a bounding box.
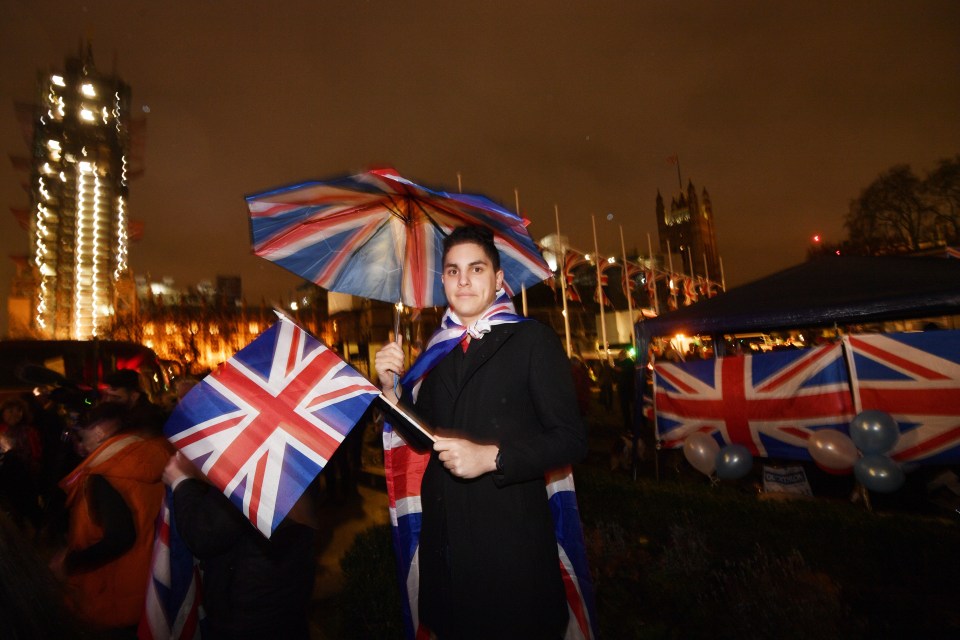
[762,465,812,496]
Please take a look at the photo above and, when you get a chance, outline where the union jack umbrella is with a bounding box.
[164,315,381,537]
[245,167,553,309]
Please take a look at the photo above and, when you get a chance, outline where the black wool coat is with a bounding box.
[172,479,316,640]
[413,320,588,640]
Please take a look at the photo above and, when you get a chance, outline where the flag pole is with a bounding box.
[556,205,572,357]
[666,239,676,307]
[592,214,609,362]
[647,232,660,316]
[719,256,727,291]
[703,253,711,297]
[620,224,636,349]
[515,188,528,317]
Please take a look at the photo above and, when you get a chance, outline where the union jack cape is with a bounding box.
[383,291,598,639]
[139,489,203,640]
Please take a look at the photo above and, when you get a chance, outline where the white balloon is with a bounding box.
[808,430,859,470]
[683,432,720,476]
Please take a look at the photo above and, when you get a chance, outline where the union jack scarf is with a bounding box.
[383,290,598,639]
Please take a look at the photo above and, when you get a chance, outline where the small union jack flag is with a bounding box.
[682,276,698,306]
[655,344,855,458]
[563,250,589,303]
[620,261,643,301]
[165,316,380,537]
[846,331,960,465]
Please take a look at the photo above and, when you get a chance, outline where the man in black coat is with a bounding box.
[375,226,588,639]
[162,453,317,640]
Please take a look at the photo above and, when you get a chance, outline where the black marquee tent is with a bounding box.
[637,256,960,340]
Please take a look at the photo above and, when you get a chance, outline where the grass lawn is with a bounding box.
[331,394,960,638]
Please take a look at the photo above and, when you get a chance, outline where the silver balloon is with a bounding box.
[715,444,753,480]
[808,430,859,471]
[683,432,720,476]
[854,454,905,493]
[849,410,900,454]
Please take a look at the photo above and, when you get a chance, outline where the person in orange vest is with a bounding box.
[51,402,171,637]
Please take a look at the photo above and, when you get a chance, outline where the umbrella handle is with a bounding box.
[393,302,402,398]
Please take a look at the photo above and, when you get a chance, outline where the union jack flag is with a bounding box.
[165,317,380,537]
[563,250,589,303]
[139,490,203,640]
[846,331,960,464]
[698,276,716,298]
[655,344,855,459]
[682,276,698,306]
[645,269,658,303]
[620,261,643,301]
[594,259,617,308]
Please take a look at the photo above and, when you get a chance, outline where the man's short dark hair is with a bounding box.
[104,369,141,392]
[442,226,501,271]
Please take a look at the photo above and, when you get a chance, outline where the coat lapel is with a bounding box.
[455,323,519,396]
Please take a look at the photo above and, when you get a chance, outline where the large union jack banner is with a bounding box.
[846,331,960,464]
[165,316,380,537]
[654,344,856,458]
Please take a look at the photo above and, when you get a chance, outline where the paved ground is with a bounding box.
[310,472,389,603]
[307,436,390,639]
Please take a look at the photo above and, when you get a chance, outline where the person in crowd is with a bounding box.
[598,359,614,410]
[101,369,166,436]
[0,510,81,638]
[52,402,170,637]
[615,349,636,433]
[0,397,43,529]
[375,225,588,638]
[569,355,592,417]
[1,396,43,471]
[162,452,319,640]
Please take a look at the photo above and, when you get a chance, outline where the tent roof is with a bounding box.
[639,256,960,338]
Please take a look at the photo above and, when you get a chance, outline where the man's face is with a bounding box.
[102,386,136,408]
[441,241,503,327]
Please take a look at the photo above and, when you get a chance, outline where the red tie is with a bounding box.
[460,335,471,353]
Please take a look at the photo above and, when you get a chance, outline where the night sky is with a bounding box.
[2,1,959,336]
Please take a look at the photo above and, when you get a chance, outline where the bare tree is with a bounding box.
[845,156,960,254]
[926,154,960,244]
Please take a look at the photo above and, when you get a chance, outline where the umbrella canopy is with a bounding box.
[246,168,552,308]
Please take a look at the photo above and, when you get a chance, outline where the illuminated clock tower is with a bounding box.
[24,44,137,339]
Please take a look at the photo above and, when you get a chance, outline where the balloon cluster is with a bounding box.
[681,410,905,492]
[682,433,754,480]
[807,410,904,493]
